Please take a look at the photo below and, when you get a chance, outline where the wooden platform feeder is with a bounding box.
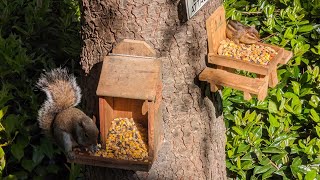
[69,39,163,171]
[199,6,293,100]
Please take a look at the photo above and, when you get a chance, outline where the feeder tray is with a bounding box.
[199,6,293,100]
[68,39,163,171]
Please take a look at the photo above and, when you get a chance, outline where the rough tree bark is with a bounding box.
[79,0,226,179]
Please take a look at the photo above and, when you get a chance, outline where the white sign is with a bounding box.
[185,0,209,19]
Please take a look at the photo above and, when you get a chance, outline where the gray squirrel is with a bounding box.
[37,68,99,159]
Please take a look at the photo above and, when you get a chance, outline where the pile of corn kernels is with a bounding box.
[95,118,148,162]
[218,39,278,65]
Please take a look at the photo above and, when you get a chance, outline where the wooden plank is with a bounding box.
[99,97,114,149]
[217,65,235,73]
[98,98,106,148]
[99,98,105,149]
[209,81,220,92]
[269,69,278,88]
[199,68,267,94]
[96,55,161,101]
[206,6,226,54]
[113,97,148,127]
[266,48,284,73]
[69,154,150,171]
[279,49,293,64]
[208,54,269,75]
[142,100,148,116]
[256,42,281,51]
[112,39,156,57]
[257,76,269,101]
[148,101,155,164]
[243,92,252,100]
[104,97,114,134]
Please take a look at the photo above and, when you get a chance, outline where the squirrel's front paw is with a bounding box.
[66,151,75,160]
[88,144,99,153]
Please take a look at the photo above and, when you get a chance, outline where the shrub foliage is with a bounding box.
[0,0,81,179]
[223,0,320,179]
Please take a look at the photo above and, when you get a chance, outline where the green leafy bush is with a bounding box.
[0,0,82,179]
[223,0,320,179]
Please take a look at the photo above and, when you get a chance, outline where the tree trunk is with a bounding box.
[79,0,226,179]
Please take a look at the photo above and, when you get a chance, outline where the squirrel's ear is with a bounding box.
[92,115,96,124]
[79,120,85,128]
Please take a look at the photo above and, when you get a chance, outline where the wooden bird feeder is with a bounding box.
[69,39,163,171]
[199,6,293,100]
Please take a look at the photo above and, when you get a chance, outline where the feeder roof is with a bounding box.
[96,54,161,101]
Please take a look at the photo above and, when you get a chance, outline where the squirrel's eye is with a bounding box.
[85,133,89,138]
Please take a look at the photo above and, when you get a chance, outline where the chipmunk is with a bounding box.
[37,68,99,159]
[226,20,260,44]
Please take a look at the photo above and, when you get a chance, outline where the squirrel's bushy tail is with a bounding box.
[37,68,81,135]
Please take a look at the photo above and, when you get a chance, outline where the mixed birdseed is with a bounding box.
[94,118,149,162]
[218,39,278,65]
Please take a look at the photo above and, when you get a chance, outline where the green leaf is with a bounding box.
[11,171,28,180]
[11,143,24,161]
[21,158,35,172]
[284,103,294,113]
[276,89,282,102]
[47,164,60,174]
[3,114,19,134]
[259,157,271,166]
[284,92,299,99]
[312,66,319,79]
[309,95,320,108]
[251,125,263,141]
[227,149,234,158]
[241,160,254,170]
[254,148,263,161]
[241,152,253,161]
[315,126,320,138]
[279,98,285,110]
[291,81,300,95]
[232,126,244,136]
[248,111,256,122]
[253,164,272,174]
[287,11,296,21]
[236,156,241,169]
[298,25,314,32]
[0,147,5,171]
[269,114,280,127]
[284,27,294,39]
[34,166,47,177]
[262,147,286,154]
[0,106,8,120]
[237,143,250,153]
[305,169,317,180]
[268,101,278,113]
[292,157,302,167]
[32,147,44,166]
[310,109,320,122]
[39,138,55,159]
[262,166,277,179]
